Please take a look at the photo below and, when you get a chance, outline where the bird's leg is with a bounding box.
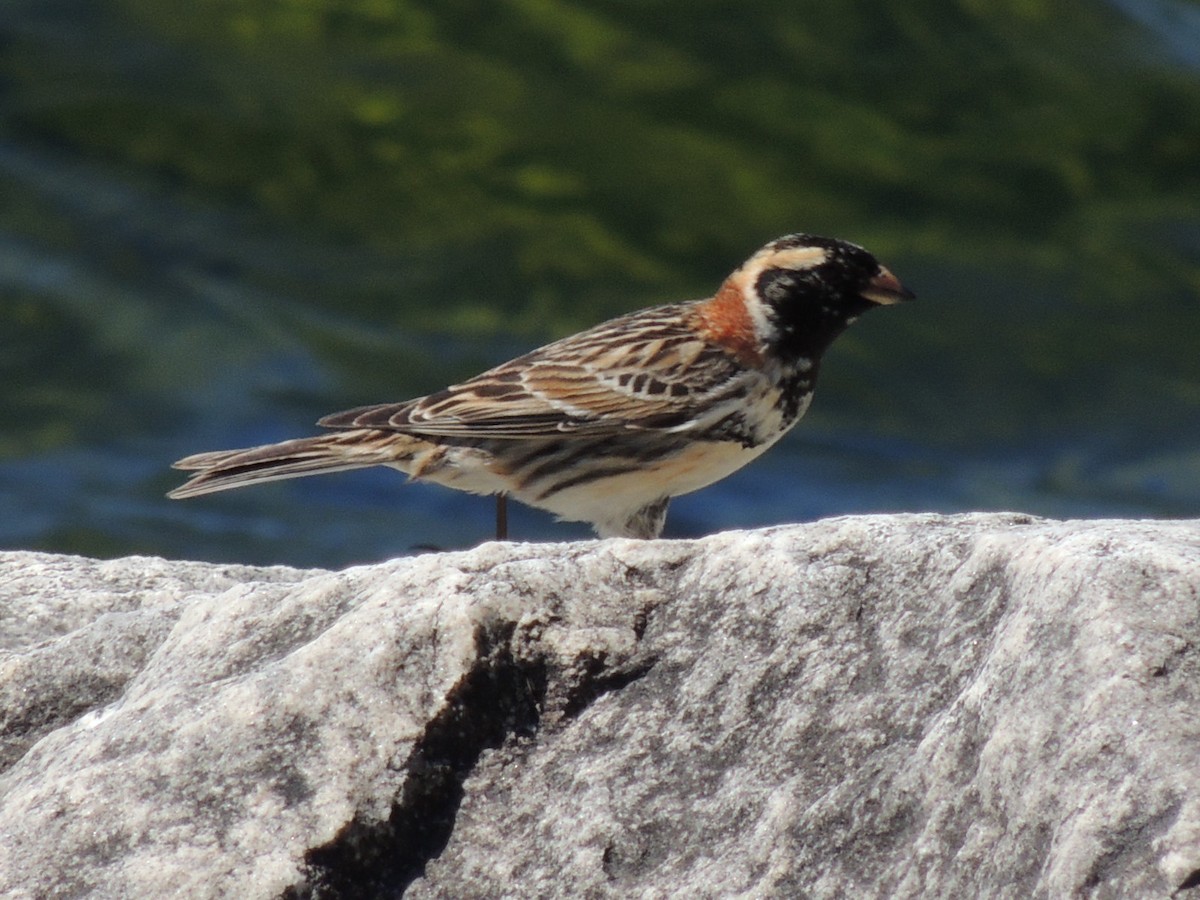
[622,497,669,539]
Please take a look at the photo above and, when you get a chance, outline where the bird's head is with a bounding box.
[733,234,915,365]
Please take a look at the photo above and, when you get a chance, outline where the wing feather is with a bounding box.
[318,302,758,439]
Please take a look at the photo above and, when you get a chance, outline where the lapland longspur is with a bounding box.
[169,234,914,538]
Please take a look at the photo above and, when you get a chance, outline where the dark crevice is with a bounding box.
[560,653,657,720]
[279,605,659,899]
[281,621,547,899]
[1175,867,1200,895]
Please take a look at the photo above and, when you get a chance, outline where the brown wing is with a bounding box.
[318,302,755,439]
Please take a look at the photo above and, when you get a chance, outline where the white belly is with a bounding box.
[530,427,789,532]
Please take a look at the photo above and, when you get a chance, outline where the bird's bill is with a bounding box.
[859,266,916,305]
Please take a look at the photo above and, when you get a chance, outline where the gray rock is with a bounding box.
[1,514,1198,898]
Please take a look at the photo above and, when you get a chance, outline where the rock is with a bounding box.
[0,514,1198,898]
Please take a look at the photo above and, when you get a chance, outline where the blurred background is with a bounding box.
[2,0,1198,567]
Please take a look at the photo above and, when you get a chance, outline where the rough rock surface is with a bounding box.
[1,514,1198,898]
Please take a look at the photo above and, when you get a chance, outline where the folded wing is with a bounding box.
[319,303,755,439]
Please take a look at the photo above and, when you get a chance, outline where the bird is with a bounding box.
[169,234,914,539]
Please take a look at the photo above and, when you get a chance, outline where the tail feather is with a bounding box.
[168,431,402,499]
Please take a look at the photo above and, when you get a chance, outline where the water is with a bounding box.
[2,0,1198,567]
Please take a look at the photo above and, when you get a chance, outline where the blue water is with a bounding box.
[1,0,1198,567]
